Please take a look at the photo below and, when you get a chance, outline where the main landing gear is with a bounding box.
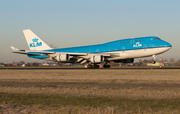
[87,64,100,68]
[103,64,111,68]
[86,63,111,68]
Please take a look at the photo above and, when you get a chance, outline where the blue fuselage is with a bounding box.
[45,36,172,53]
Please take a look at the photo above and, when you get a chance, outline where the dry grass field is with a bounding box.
[0,69,180,85]
[0,69,180,113]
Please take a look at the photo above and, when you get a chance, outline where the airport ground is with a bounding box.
[0,68,180,113]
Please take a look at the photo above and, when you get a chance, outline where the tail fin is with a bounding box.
[23,29,51,50]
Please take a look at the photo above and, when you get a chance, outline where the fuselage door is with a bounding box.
[144,44,147,50]
[96,48,99,53]
[122,46,125,52]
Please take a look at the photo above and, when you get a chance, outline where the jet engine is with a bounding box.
[90,55,104,63]
[55,54,70,62]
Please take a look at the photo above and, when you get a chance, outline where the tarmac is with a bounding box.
[0,66,180,70]
[0,82,180,88]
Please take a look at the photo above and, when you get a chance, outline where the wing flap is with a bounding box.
[101,53,120,57]
[68,53,88,56]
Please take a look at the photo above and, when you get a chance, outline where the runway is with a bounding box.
[0,82,180,88]
[1,66,180,70]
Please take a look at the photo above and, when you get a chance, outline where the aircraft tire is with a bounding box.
[94,64,100,68]
[87,64,92,68]
[152,60,156,64]
[87,64,100,68]
[103,65,111,68]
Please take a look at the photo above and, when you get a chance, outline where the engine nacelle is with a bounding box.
[55,54,70,62]
[113,58,134,63]
[90,55,104,63]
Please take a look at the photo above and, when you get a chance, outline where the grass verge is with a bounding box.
[1,92,180,113]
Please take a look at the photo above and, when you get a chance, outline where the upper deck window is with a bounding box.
[134,40,145,42]
[154,38,160,40]
[118,41,130,44]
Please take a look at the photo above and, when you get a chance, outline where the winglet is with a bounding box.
[10,46,19,51]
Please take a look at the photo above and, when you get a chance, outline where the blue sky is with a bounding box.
[0,0,180,63]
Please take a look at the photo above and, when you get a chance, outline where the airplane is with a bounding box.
[10,29,172,68]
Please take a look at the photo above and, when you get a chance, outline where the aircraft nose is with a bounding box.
[166,42,172,47]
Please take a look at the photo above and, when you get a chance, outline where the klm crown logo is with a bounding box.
[32,38,39,42]
[29,37,42,48]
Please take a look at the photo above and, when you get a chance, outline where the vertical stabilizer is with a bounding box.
[23,29,51,50]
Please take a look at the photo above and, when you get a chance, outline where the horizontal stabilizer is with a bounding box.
[10,46,19,51]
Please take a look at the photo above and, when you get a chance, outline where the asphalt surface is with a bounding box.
[0,82,180,88]
[1,67,180,70]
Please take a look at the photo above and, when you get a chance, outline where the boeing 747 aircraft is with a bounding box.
[11,29,172,68]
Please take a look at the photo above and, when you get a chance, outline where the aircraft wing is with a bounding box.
[11,46,120,57]
[10,46,122,64]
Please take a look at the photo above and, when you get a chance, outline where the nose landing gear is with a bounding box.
[85,63,111,68]
[151,55,157,64]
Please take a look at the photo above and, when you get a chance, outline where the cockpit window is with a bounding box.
[154,38,160,40]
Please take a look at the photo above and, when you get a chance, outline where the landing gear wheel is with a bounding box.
[94,64,100,68]
[152,60,156,64]
[103,65,111,68]
[87,64,100,68]
[87,64,92,68]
